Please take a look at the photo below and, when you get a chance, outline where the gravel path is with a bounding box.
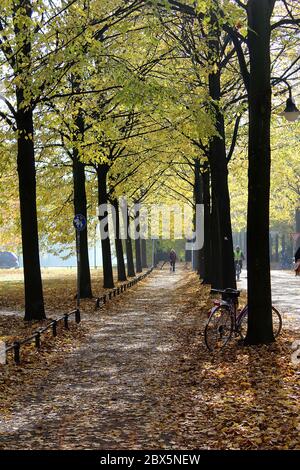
[0,266,193,449]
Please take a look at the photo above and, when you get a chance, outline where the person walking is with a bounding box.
[234,245,245,280]
[169,249,177,272]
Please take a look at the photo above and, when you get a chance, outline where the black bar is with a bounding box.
[0,450,299,464]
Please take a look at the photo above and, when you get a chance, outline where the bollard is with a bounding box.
[52,320,57,337]
[95,298,100,309]
[103,295,106,304]
[64,314,69,329]
[35,332,41,349]
[14,342,20,365]
[75,309,81,323]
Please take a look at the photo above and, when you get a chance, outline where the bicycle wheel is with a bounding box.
[204,305,234,352]
[238,306,282,340]
[271,306,282,337]
[238,309,248,340]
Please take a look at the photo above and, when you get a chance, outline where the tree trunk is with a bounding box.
[275,234,279,263]
[194,158,204,277]
[72,112,92,298]
[207,7,236,289]
[208,70,236,290]
[16,100,45,320]
[202,166,212,284]
[112,199,127,282]
[269,234,273,262]
[14,1,45,321]
[134,205,142,273]
[141,239,148,268]
[97,165,114,289]
[245,0,276,345]
[281,234,285,257]
[124,207,136,277]
[296,208,300,250]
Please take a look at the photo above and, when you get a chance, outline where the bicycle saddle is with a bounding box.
[211,288,240,297]
[224,288,240,296]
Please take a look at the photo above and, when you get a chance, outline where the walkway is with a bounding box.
[0,266,196,449]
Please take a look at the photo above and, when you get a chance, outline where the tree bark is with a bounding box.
[112,199,127,282]
[193,158,204,277]
[245,0,276,345]
[296,208,300,251]
[134,205,142,273]
[207,5,236,290]
[97,164,114,289]
[14,1,45,320]
[124,207,136,277]
[72,112,92,298]
[141,239,148,268]
[16,99,45,320]
[208,70,236,290]
[202,165,212,284]
[275,234,279,263]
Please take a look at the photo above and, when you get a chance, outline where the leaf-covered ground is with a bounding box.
[0,265,299,450]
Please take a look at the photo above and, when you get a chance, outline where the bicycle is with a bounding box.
[204,288,282,352]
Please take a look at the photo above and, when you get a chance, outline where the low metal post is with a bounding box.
[52,320,57,337]
[14,342,20,365]
[64,314,69,330]
[75,309,81,323]
[35,332,41,349]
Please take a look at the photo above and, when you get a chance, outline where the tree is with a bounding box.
[244,0,276,344]
[0,1,45,319]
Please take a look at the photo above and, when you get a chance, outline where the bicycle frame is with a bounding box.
[211,295,247,333]
[206,288,282,351]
